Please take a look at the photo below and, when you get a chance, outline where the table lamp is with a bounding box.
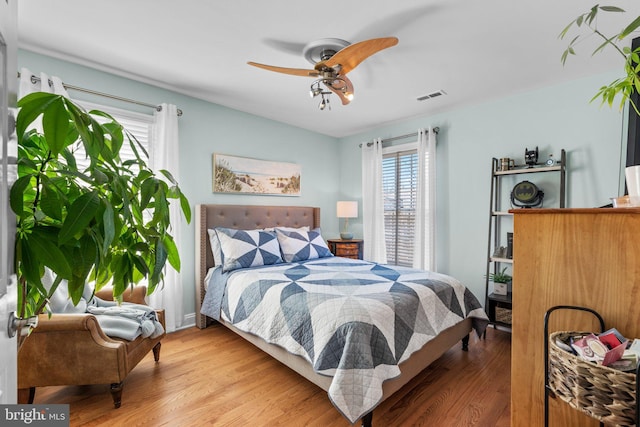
[337,201,358,240]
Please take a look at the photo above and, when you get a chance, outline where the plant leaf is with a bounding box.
[620,15,640,39]
[16,92,61,140]
[9,174,33,215]
[58,191,100,244]
[163,234,181,272]
[17,237,44,292]
[151,239,167,285]
[29,226,73,279]
[599,6,625,13]
[39,181,63,220]
[41,98,69,156]
[102,201,115,254]
[180,192,191,223]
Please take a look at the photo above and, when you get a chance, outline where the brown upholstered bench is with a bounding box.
[17,286,165,407]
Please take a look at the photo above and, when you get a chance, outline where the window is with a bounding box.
[382,147,418,266]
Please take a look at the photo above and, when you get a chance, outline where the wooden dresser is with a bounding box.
[327,239,363,260]
[511,208,640,426]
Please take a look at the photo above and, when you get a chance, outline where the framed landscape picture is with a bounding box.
[213,153,301,196]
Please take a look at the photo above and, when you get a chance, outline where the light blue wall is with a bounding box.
[19,49,628,317]
[338,71,626,301]
[18,50,341,324]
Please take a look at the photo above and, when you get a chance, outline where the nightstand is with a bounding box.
[327,239,363,260]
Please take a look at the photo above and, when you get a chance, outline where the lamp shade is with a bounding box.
[336,201,358,218]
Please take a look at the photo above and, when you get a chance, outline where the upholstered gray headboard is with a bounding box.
[194,204,321,328]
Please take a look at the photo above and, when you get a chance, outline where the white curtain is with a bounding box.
[361,138,387,263]
[19,67,69,99]
[413,128,437,270]
[147,103,184,332]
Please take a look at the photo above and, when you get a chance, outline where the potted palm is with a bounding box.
[560,5,640,114]
[560,5,640,200]
[10,92,191,325]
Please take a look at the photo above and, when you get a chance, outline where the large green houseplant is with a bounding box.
[11,92,191,320]
[560,4,640,114]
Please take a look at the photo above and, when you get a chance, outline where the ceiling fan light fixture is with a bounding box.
[319,92,331,111]
[309,81,322,98]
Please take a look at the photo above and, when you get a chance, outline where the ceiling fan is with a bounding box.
[248,37,398,110]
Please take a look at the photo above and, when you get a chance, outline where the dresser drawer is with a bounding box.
[336,246,359,256]
[327,239,363,260]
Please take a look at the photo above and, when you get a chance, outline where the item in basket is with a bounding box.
[598,328,627,349]
[571,333,628,366]
[597,329,629,366]
[554,336,575,353]
[610,351,640,372]
[601,339,627,366]
[570,334,602,362]
[628,338,640,357]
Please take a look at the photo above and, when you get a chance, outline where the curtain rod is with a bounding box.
[359,127,439,148]
[17,72,183,117]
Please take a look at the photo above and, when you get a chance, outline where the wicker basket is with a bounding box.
[495,307,512,325]
[548,331,637,426]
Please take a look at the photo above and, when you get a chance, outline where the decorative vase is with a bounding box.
[625,165,640,205]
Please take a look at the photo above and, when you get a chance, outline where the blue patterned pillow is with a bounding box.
[215,227,283,272]
[275,228,333,263]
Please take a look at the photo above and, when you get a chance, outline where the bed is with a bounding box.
[194,204,488,426]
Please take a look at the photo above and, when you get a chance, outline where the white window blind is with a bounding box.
[382,148,418,266]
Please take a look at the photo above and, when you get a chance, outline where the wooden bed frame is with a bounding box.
[194,204,472,426]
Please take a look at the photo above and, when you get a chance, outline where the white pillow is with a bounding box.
[207,228,224,266]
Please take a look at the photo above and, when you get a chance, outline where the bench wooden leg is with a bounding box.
[110,382,123,408]
[18,387,35,404]
[152,342,161,362]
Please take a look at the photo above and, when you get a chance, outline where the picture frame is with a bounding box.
[212,153,301,196]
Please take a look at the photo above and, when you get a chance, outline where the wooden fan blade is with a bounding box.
[247,61,319,77]
[325,75,354,106]
[325,37,398,75]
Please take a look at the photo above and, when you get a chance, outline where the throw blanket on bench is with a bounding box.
[42,268,164,341]
[86,299,164,341]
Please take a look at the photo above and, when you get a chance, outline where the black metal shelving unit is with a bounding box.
[484,149,566,330]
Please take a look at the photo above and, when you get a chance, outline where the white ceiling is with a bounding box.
[16,0,640,138]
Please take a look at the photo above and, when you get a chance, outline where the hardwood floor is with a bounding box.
[34,324,511,426]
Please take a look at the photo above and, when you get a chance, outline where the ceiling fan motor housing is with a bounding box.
[303,38,350,65]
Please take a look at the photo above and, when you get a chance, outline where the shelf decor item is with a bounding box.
[525,146,539,167]
[336,201,358,240]
[489,267,511,296]
[511,180,544,208]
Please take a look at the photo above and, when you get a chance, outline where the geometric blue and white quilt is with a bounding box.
[201,257,488,424]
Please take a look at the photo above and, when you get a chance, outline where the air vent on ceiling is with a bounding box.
[417,90,447,101]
